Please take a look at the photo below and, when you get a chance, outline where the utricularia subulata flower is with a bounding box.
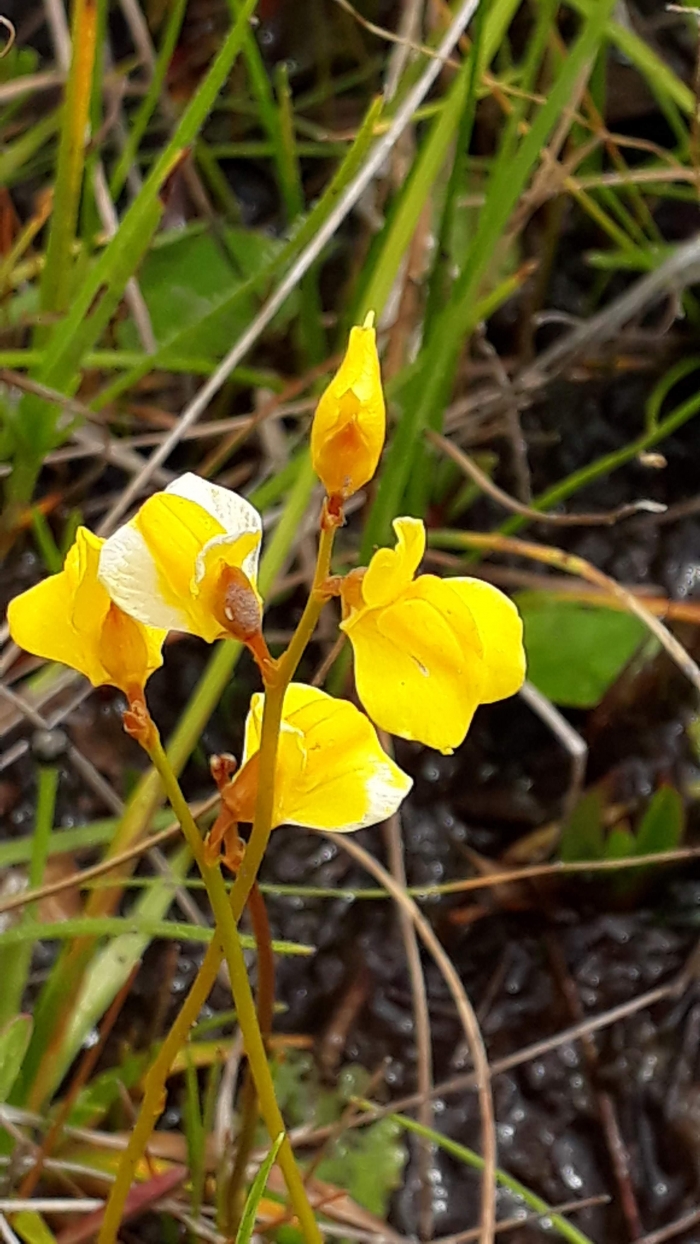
[7,314,526,842]
[339,516,525,754]
[7,526,165,707]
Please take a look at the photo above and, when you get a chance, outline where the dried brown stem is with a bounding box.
[322,830,497,1244]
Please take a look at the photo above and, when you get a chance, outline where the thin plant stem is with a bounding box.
[360,1105,596,1244]
[224,884,275,1234]
[224,515,338,920]
[97,725,322,1244]
[97,514,338,1244]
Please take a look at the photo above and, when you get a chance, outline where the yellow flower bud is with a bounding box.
[311,312,385,501]
[7,528,165,701]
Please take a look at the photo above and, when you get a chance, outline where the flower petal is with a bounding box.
[239,683,412,831]
[8,526,165,695]
[7,532,110,686]
[167,473,262,550]
[71,529,112,641]
[98,506,193,634]
[359,516,426,610]
[348,592,484,752]
[446,577,526,702]
[195,530,262,617]
[99,477,263,642]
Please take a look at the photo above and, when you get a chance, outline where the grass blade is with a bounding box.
[235,1133,285,1244]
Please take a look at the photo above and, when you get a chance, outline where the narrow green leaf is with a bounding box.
[235,1133,285,1244]
[605,826,637,861]
[0,1015,33,1104]
[366,0,618,547]
[0,765,58,1029]
[93,96,383,410]
[386,1110,596,1244]
[109,0,189,201]
[8,0,258,506]
[39,0,98,316]
[0,915,312,955]
[635,786,685,857]
[559,789,606,864]
[358,55,475,321]
[12,1211,58,1244]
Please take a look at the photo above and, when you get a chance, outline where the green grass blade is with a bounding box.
[235,1133,285,1244]
[109,0,189,202]
[0,766,57,1028]
[0,915,312,955]
[6,0,258,508]
[365,0,618,551]
[39,0,98,317]
[91,96,383,410]
[386,1110,596,1244]
[357,56,474,323]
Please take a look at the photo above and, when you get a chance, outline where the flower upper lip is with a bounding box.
[97,473,263,643]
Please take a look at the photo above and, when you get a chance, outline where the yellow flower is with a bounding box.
[98,473,263,644]
[310,312,385,501]
[339,517,526,754]
[220,683,412,833]
[7,527,165,701]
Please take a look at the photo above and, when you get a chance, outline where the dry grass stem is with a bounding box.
[381,797,434,1240]
[321,831,497,1244]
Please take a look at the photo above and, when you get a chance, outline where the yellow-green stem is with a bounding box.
[99,513,338,1244]
[225,517,337,927]
[98,727,322,1244]
[224,884,275,1234]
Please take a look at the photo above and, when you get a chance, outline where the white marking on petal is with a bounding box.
[361,763,413,829]
[167,475,262,541]
[98,522,189,632]
[168,475,261,590]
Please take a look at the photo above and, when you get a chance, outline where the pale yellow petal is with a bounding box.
[358,516,426,610]
[348,596,483,752]
[446,578,526,702]
[99,513,191,633]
